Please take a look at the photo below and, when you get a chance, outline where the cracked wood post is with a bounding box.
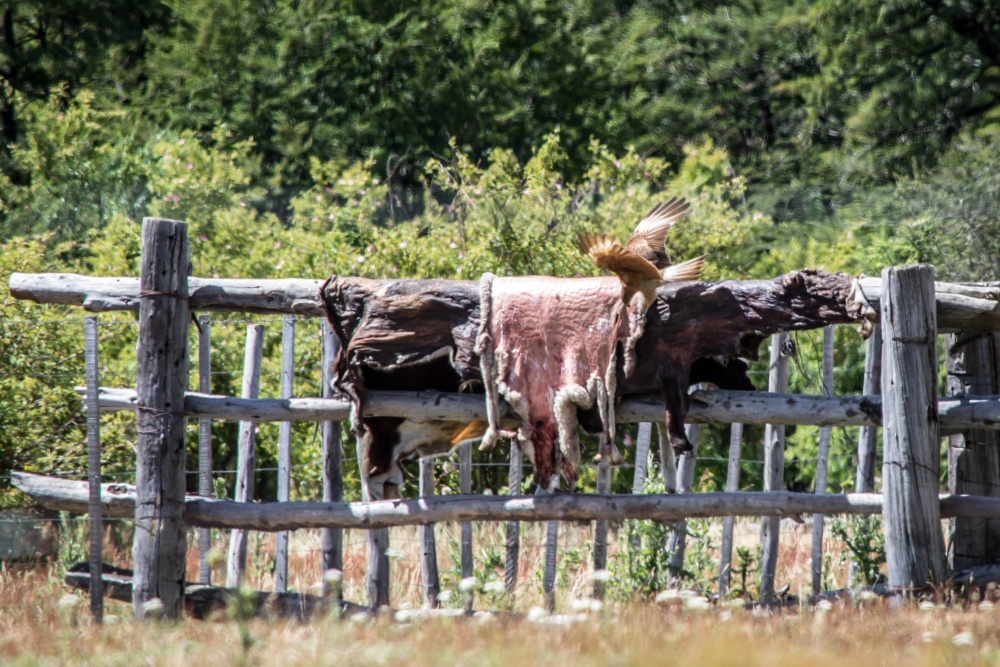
[226,324,264,589]
[275,316,295,593]
[84,316,103,623]
[946,331,1000,569]
[881,264,946,591]
[320,320,343,586]
[811,325,835,596]
[133,217,190,620]
[418,457,440,606]
[759,332,789,604]
[628,423,654,557]
[717,422,743,597]
[505,441,522,595]
[196,315,212,585]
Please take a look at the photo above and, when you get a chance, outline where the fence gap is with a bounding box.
[320,320,343,586]
[718,422,744,597]
[880,264,945,590]
[418,457,440,606]
[667,423,701,583]
[811,325,835,596]
[133,217,189,620]
[505,441,522,595]
[946,331,1000,569]
[196,314,212,585]
[84,316,103,623]
[225,324,264,588]
[759,331,789,604]
[459,441,473,580]
[275,315,295,593]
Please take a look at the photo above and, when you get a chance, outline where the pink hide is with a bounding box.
[478,275,644,491]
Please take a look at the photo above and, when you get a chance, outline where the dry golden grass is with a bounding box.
[4,519,995,666]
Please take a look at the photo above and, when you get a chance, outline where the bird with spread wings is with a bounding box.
[578,196,706,306]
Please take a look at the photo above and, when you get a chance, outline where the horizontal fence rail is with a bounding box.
[11,272,1000,331]
[14,472,1000,532]
[76,386,1000,432]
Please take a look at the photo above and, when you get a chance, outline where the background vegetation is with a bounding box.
[3,0,998,511]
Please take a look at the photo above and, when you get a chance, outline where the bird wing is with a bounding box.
[579,232,663,281]
[660,254,706,282]
[625,197,692,269]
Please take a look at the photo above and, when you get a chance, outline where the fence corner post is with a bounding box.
[881,264,945,591]
[133,217,190,620]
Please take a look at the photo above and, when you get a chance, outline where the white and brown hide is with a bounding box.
[477,274,648,492]
[321,276,482,499]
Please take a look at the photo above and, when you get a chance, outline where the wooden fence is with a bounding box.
[9,216,1000,620]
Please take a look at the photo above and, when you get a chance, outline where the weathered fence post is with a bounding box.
[133,217,190,620]
[275,316,295,593]
[543,518,559,612]
[593,442,612,599]
[718,422,743,597]
[657,423,677,494]
[505,441,522,595]
[196,314,213,585]
[632,423,653,494]
[226,324,264,588]
[418,457,440,606]
[320,321,343,586]
[84,316,103,623]
[811,325,835,596]
[667,423,701,581]
[881,264,945,591]
[759,331,789,604]
[945,331,1000,569]
[459,441,474,580]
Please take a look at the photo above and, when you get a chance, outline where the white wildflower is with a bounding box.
[459,577,479,592]
[953,631,975,647]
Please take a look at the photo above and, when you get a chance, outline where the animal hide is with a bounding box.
[321,276,482,499]
[477,274,648,492]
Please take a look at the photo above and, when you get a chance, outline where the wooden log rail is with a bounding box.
[76,386,1000,433]
[10,272,1000,331]
[14,472,1000,531]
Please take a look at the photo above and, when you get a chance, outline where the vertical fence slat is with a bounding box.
[856,325,882,494]
[133,217,189,620]
[320,321,343,582]
[667,423,701,581]
[459,441,473,580]
[225,324,264,589]
[418,457,440,606]
[357,428,390,608]
[657,423,677,494]
[593,446,612,599]
[881,264,945,590]
[505,442,522,595]
[632,422,653,494]
[84,316,103,623]
[275,316,295,593]
[811,325,835,596]
[197,314,212,585]
[543,518,559,612]
[759,331,789,604]
[946,331,1000,569]
[718,422,744,597]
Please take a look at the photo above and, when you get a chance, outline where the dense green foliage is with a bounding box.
[3,1,999,511]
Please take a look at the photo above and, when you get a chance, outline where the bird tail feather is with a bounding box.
[660,254,706,282]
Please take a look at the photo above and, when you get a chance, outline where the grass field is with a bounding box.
[2,519,996,666]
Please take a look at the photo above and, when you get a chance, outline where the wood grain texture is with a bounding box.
[881,265,946,590]
[132,217,190,620]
